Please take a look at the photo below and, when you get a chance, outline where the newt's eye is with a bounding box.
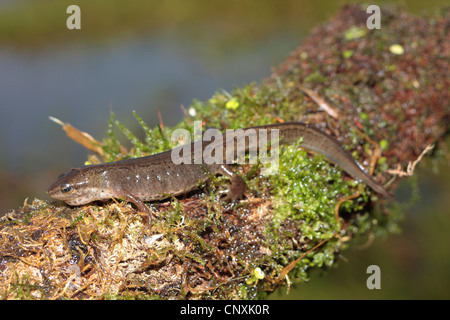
[60,184,73,193]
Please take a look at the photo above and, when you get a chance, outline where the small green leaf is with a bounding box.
[254,267,265,280]
[379,139,389,150]
[225,97,240,110]
[389,44,404,55]
[343,50,353,59]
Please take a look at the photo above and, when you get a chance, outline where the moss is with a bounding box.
[1,5,448,299]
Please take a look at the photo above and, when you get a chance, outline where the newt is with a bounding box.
[48,122,392,213]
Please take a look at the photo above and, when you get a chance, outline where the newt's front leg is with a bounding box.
[119,191,152,228]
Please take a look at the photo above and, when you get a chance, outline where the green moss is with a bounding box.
[70,212,85,227]
[9,274,46,300]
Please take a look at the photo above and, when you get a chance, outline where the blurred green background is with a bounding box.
[0,0,448,299]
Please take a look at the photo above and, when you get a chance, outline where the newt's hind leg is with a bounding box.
[215,164,246,200]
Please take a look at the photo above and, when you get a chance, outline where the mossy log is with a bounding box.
[0,5,448,299]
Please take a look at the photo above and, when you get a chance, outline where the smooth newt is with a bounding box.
[48,122,392,212]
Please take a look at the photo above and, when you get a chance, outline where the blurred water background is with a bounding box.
[0,0,448,299]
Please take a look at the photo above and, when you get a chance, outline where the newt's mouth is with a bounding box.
[66,198,91,206]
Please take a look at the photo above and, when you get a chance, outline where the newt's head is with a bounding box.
[48,167,102,206]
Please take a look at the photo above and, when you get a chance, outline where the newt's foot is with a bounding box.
[223,174,246,201]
